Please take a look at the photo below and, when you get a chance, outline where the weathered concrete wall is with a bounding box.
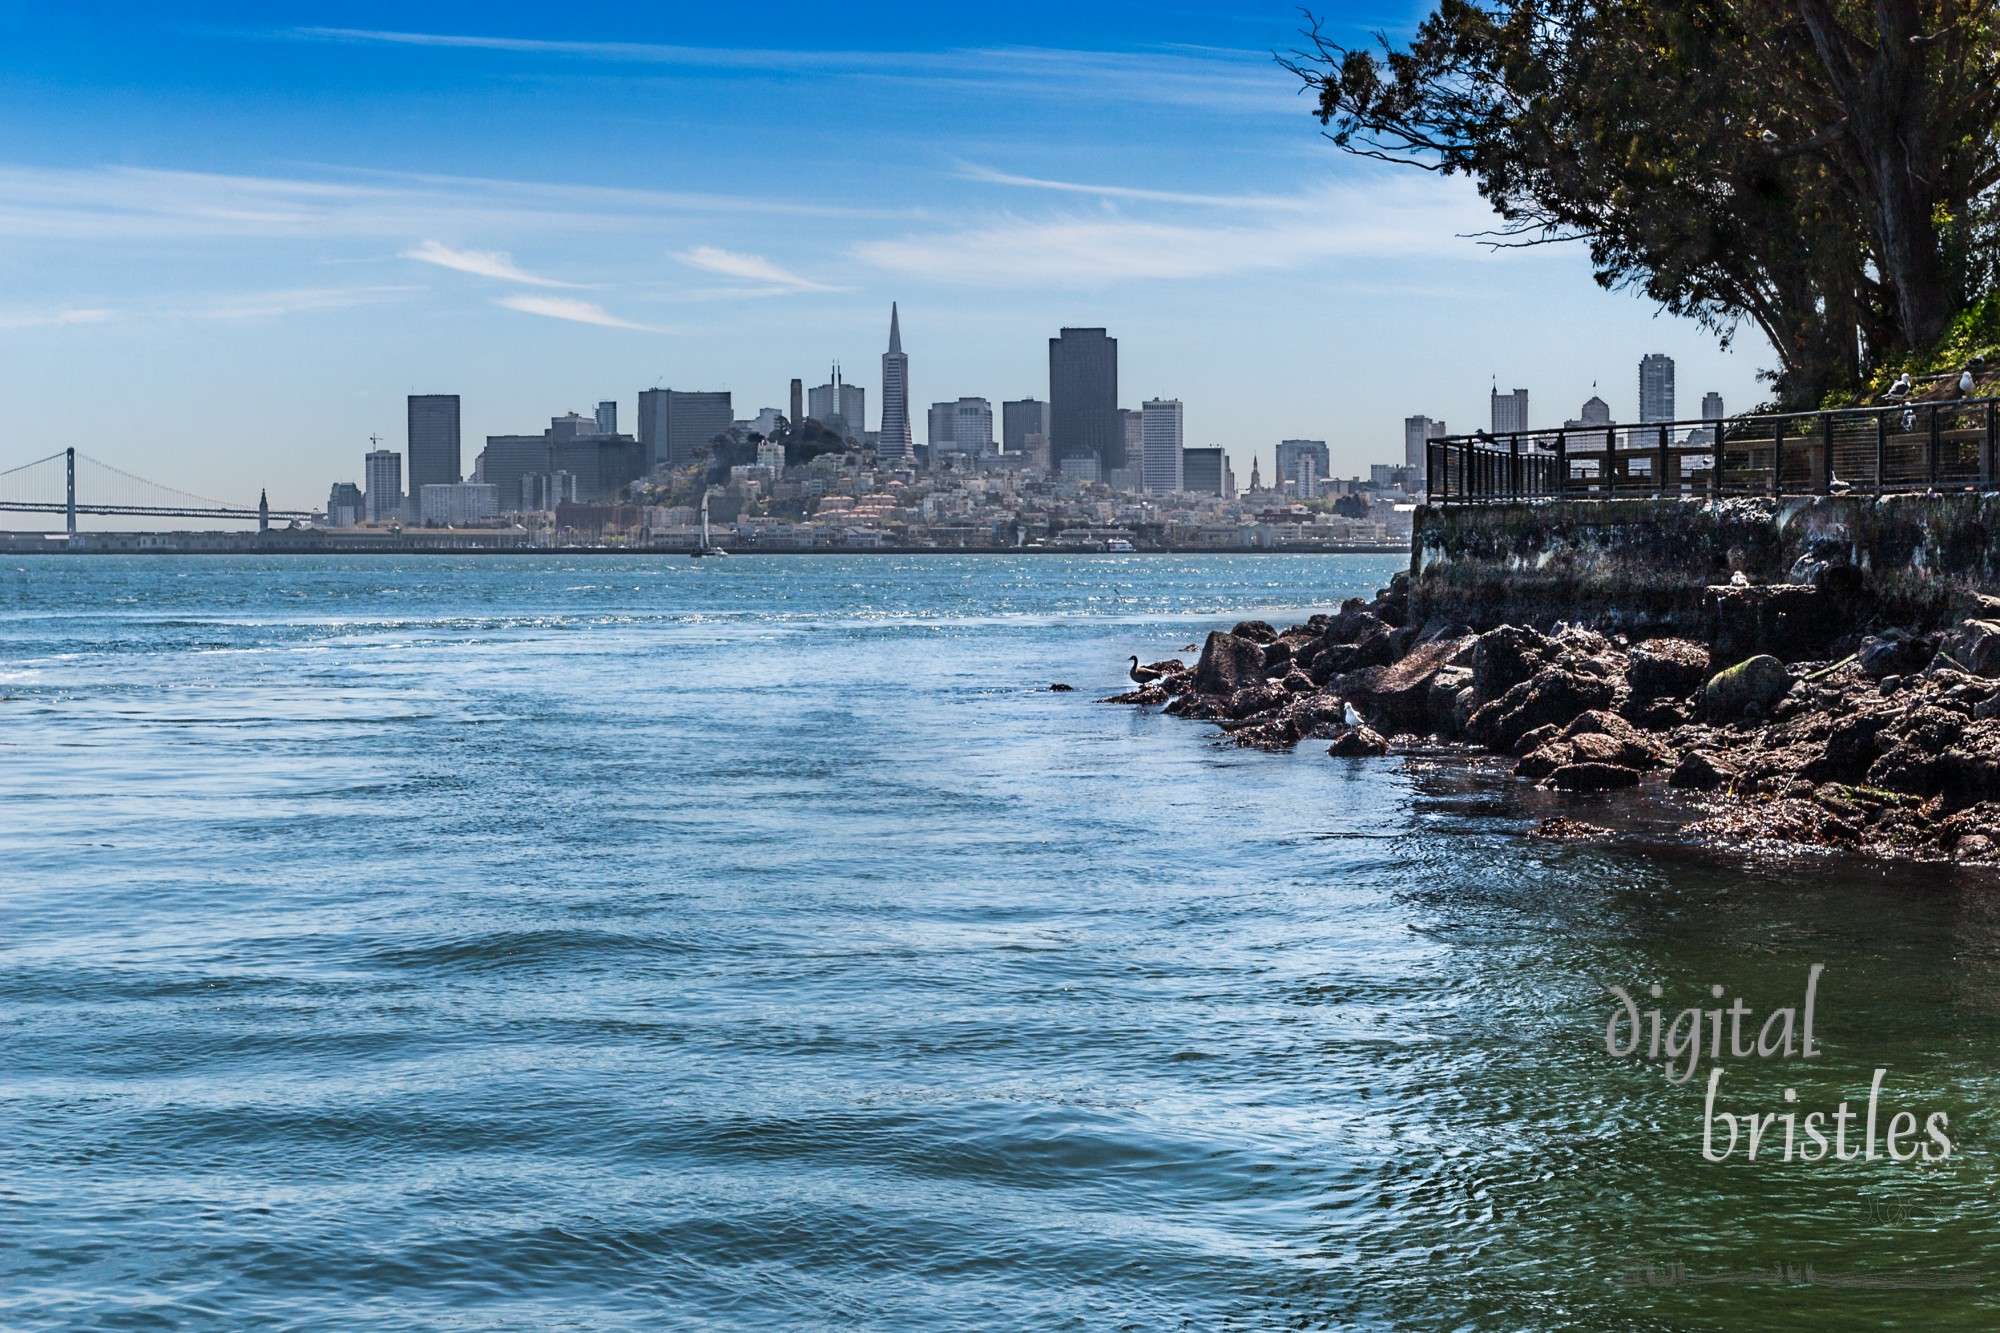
[1411,494,2000,654]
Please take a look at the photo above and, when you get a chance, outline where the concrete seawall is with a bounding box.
[1411,495,2000,657]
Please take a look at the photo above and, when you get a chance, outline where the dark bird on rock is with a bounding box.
[1128,656,1174,685]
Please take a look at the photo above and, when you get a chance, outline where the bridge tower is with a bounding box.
[65,448,75,535]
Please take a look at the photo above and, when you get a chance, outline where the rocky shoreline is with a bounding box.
[1107,571,2000,865]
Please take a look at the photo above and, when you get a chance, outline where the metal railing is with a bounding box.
[1425,397,2000,503]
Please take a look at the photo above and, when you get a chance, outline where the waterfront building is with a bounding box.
[1049,327,1120,474]
[1491,387,1528,435]
[1639,354,1675,423]
[364,447,402,522]
[879,304,912,458]
[406,394,462,493]
[419,483,500,526]
[1141,399,1184,493]
[638,389,734,470]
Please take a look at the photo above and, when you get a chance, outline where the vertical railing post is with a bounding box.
[1986,400,1996,487]
[65,447,76,535]
[1510,432,1521,501]
[1929,405,1941,486]
[1554,430,1567,500]
[1771,419,1784,497]
[1818,412,1833,494]
[1655,422,1670,497]
[1606,425,1617,498]
[1710,419,1724,495]
[1875,412,1888,493]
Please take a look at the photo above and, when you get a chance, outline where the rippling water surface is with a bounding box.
[4,553,2000,1330]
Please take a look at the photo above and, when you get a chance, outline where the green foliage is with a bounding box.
[1861,292,2000,397]
[1331,493,1371,519]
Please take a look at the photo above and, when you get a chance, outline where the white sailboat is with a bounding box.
[691,489,728,558]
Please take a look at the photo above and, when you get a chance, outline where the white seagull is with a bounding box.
[1962,369,1978,397]
[1343,702,1364,728]
[1729,570,1750,587]
[1888,372,1913,399]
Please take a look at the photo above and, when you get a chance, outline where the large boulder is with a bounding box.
[1668,750,1735,790]
[1327,725,1389,757]
[1858,629,1937,679]
[1369,635,1475,734]
[1946,619,2000,677]
[1549,762,1642,791]
[1230,619,1278,645]
[1471,625,1551,705]
[1468,666,1619,753]
[1193,631,1266,695]
[1627,638,1711,700]
[1559,709,1670,769]
[1700,656,1791,720]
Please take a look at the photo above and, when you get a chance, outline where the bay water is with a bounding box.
[3,553,1998,1330]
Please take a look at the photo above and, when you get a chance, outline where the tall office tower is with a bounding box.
[808,366,866,436]
[476,434,553,511]
[879,303,912,458]
[638,389,735,469]
[406,394,462,492]
[1001,398,1049,455]
[928,401,956,450]
[1049,327,1119,473]
[364,447,403,522]
[326,481,364,527]
[1491,387,1529,435]
[1404,416,1446,470]
[1575,395,1612,425]
[595,401,617,435]
[1276,439,1331,495]
[949,397,994,454]
[1639,354,1676,422]
[1141,399,1184,493]
[1180,445,1225,496]
[790,378,804,427]
[1701,391,1724,420]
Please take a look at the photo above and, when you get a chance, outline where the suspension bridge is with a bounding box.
[0,448,316,532]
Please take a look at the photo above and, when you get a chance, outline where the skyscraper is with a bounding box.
[1277,440,1331,497]
[928,401,955,451]
[1404,416,1446,471]
[1490,388,1529,434]
[879,303,912,459]
[808,367,864,436]
[638,389,734,470]
[1180,446,1226,497]
[364,446,402,522]
[1001,399,1048,455]
[1639,354,1676,422]
[1141,399,1184,493]
[1049,327,1119,474]
[1701,391,1724,420]
[594,401,617,435]
[952,398,994,454]
[406,394,461,492]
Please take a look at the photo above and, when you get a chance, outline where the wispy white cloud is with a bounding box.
[278,28,1293,114]
[955,163,1307,210]
[0,163,881,244]
[495,294,654,330]
[854,177,1504,285]
[674,245,839,292]
[402,239,577,286]
[0,307,113,330]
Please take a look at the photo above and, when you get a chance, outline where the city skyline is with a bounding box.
[0,3,1766,510]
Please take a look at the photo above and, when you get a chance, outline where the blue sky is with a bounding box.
[0,2,1770,508]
